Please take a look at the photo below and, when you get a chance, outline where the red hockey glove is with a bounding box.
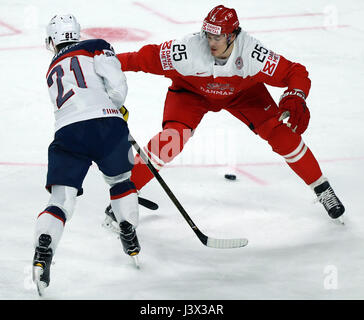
[278,89,310,135]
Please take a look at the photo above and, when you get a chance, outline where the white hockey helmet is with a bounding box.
[45,14,80,51]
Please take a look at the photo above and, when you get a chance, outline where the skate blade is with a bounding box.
[333,215,345,225]
[130,253,140,269]
[32,266,47,297]
[102,216,120,234]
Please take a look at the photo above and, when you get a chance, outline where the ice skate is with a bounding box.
[32,234,53,296]
[314,181,345,222]
[102,204,121,234]
[102,198,158,234]
[119,220,141,268]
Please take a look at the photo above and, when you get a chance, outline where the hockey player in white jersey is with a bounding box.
[32,14,140,296]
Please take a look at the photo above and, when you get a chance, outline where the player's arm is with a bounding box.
[266,56,311,135]
[117,40,179,77]
[247,41,311,134]
[94,41,128,107]
[116,44,164,74]
[253,53,311,97]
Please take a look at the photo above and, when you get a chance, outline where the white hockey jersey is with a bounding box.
[161,30,277,79]
[117,31,311,101]
[46,39,127,132]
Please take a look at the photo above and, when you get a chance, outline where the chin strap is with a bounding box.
[223,33,234,54]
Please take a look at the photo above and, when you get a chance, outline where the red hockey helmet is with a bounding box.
[202,5,239,35]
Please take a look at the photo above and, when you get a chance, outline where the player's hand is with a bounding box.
[278,89,310,135]
[119,105,129,122]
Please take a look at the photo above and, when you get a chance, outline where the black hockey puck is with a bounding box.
[224,174,236,181]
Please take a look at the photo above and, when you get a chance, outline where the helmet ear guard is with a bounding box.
[45,36,55,51]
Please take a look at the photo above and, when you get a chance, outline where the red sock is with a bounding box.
[258,120,323,186]
[284,145,323,185]
[130,122,192,190]
[131,154,156,190]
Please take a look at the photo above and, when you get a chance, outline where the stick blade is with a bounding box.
[138,196,159,210]
[195,229,248,249]
[206,237,248,249]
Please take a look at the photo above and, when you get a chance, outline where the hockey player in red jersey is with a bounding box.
[112,5,345,220]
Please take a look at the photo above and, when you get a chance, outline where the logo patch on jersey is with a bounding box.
[103,108,120,115]
[200,83,235,96]
[261,50,280,76]
[160,40,174,70]
[235,57,243,70]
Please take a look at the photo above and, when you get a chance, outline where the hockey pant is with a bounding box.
[130,118,323,191]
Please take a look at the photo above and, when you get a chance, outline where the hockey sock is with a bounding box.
[34,206,66,252]
[283,144,323,185]
[110,180,139,227]
[131,122,192,190]
[258,121,323,185]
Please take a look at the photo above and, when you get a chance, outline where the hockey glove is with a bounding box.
[278,89,310,135]
[119,105,129,122]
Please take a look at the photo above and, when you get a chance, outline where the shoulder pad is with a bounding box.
[238,32,280,77]
[159,33,212,75]
[78,39,115,55]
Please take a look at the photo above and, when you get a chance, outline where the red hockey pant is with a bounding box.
[131,84,323,190]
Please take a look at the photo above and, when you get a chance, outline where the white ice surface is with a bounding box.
[0,0,364,299]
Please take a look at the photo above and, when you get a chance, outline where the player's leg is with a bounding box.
[228,83,344,219]
[34,185,78,251]
[33,185,78,293]
[106,173,141,257]
[95,117,140,257]
[256,117,344,218]
[33,123,92,293]
[131,88,208,190]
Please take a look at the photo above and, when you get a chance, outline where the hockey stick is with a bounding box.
[129,134,248,249]
[138,196,159,210]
